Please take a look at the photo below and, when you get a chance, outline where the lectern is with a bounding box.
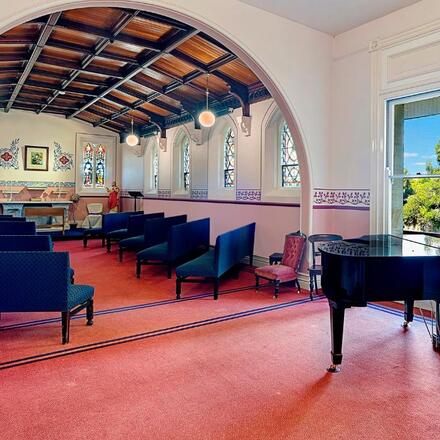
[128,191,144,212]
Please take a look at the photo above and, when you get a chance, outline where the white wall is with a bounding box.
[0,109,116,185]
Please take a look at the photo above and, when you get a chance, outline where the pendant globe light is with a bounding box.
[126,118,139,146]
[198,73,216,128]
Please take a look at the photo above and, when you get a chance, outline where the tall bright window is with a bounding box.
[280,122,300,188]
[388,93,440,234]
[223,127,235,188]
[182,136,190,191]
[82,143,107,190]
[152,146,159,190]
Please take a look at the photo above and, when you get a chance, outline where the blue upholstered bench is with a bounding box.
[82,211,141,248]
[0,214,13,219]
[135,215,188,278]
[118,213,169,261]
[106,212,164,253]
[176,222,256,300]
[0,217,26,222]
[136,218,210,279]
[0,251,94,343]
[0,221,36,235]
[0,235,75,283]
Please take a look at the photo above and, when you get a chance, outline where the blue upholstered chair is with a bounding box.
[0,235,75,283]
[136,215,188,277]
[106,212,164,253]
[0,252,94,343]
[82,211,141,248]
[136,218,209,278]
[0,214,13,219]
[0,221,36,235]
[176,223,256,300]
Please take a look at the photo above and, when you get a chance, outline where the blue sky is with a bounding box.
[404,114,440,174]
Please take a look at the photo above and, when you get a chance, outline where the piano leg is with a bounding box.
[327,300,345,373]
[433,300,440,352]
[403,300,414,328]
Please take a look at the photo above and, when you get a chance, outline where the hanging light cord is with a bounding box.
[205,73,210,110]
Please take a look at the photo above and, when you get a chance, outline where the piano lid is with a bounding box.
[318,234,440,258]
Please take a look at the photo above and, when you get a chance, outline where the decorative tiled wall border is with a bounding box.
[157,189,172,198]
[313,188,370,210]
[191,189,208,200]
[0,180,75,188]
[236,189,262,201]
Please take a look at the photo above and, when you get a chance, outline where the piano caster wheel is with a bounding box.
[327,364,341,373]
[402,320,411,329]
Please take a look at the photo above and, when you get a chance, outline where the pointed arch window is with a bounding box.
[280,122,300,187]
[183,136,190,191]
[223,127,235,188]
[152,146,159,190]
[82,143,107,190]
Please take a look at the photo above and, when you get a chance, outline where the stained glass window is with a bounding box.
[183,137,190,191]
[280,122,300,187]
[95,144,106,188]
[83,143,94,188]
[152,147,159,189]
[223,128,235,188]
[82,143,107,190]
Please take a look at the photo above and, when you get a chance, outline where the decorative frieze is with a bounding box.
[157,189,172,198]
[236,189,262,201]
[313,189,370,209]
[0,180,75,188]
[191,189,208,199]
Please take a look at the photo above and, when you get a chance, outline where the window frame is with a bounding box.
[223,126,236,189]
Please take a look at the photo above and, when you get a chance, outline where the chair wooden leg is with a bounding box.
[136,260,142,278]
[309,275,314,298]
[119,247,123,262]
[83,236,88,248]
[213,279,219,300]
[61,311,70,344]
[167,264,172,279]
[274,280,280,299]
[86,299,94,326]
[255,275,260,291]
[176,277,182,300]
[106,238,111,253]
[314,274,318,294]
[296,278,301,294]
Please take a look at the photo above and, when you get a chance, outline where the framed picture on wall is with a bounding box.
[24,145,49,171]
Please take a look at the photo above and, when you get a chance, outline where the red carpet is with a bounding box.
[1,241,440,439]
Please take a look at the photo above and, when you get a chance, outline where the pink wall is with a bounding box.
[122,197,301,259]
[313,207,370,239]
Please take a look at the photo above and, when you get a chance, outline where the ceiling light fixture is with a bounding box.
[126,118,139,147]
[198,73,216,128]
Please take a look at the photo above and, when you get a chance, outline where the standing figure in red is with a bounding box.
[107,181,120,212]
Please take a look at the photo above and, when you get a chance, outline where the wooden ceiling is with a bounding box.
[0,7,271,138]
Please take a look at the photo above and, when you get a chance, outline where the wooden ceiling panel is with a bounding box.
[139,102,170,117]
[120,16,172,42]
[42,46,84,62]
[62,8,126,31]
[217,59,259,85]
[50,27,98,48]
[191,74,229,96]
[152,54,196,78]
[0,6,270,134]
[109,89,138,104]
[88,57,126,70]
[177,35,227,64]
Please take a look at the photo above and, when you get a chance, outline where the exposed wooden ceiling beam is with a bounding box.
[39,10,139,114]
[68,28,198,119]
[4,12,61,112]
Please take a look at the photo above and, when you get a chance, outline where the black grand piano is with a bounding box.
[319,234,440,372]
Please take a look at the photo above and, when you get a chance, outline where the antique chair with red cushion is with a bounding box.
[255,232,306,298]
